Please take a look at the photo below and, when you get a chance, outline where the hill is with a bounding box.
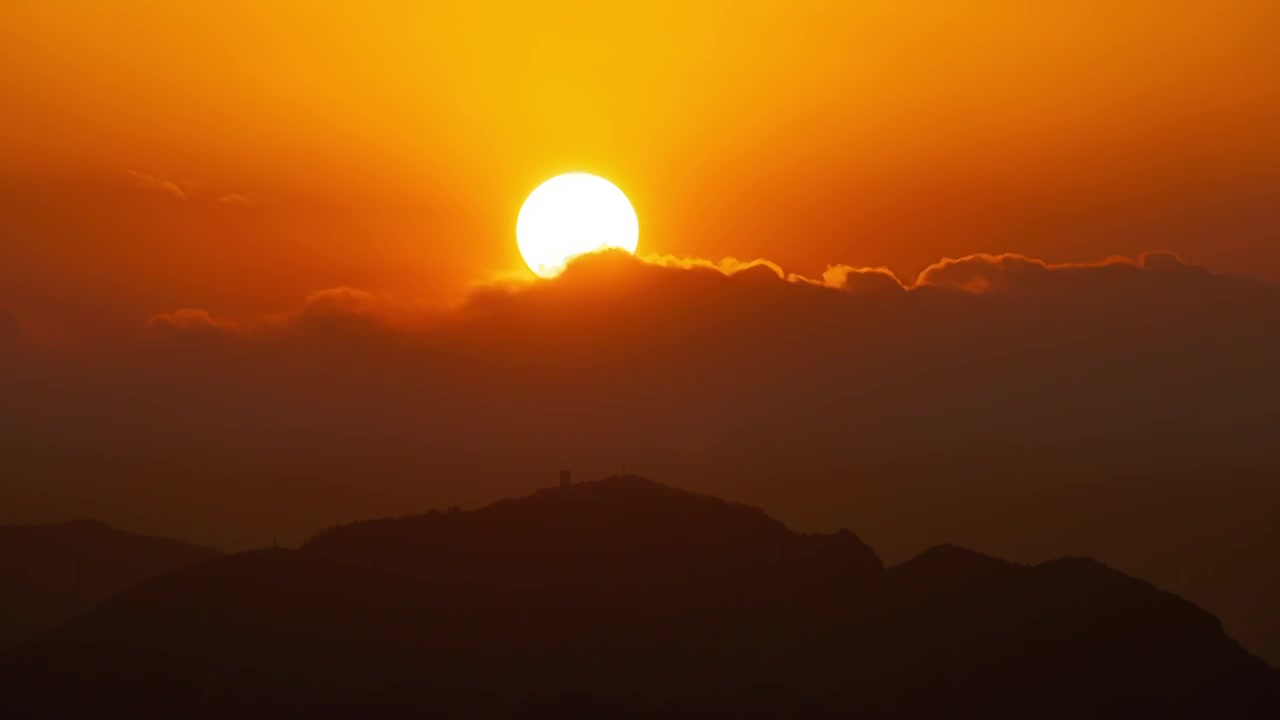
[304,474,884,585]
[0,519,219,648]
[2,477,1275,718]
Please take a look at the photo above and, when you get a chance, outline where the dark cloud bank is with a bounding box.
[2,250,1279,662]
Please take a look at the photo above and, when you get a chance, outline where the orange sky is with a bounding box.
[2,1,1279,336]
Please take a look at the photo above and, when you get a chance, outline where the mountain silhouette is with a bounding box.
[0,519,218,649]
[304,474,884,585]
[2,477,1275,718]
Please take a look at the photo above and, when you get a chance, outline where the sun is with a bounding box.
[516,173,639,278]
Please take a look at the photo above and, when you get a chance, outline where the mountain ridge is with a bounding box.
[2,475,1275,718]
[304,474,885,586]
[0,518,219,649]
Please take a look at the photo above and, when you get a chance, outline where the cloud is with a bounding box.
[812,265,906,295]
[149,249,1275,343]
[142,309,242,350]
[218,193,254,207]
[292,287,446,340]
[638,253,788,279]
[145,308,237,334]
[6,247,1280,665]
[128,170,187,200]
[293,287,401,339]
[562,249,1220,300]
[142,250,1221,350]
[124,172,254,206]
[635,253,904,294]
[140,288,440,348]
[300,287,386,320]
[1138,250,1193,272]
[913,253,1143,293]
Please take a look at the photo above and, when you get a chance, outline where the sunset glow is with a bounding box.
[2,4,1280,711]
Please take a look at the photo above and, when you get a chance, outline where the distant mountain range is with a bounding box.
[0,519,218,648]
[2,476,1276,718]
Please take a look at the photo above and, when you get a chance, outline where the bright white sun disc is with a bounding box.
[516,173,639,278]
